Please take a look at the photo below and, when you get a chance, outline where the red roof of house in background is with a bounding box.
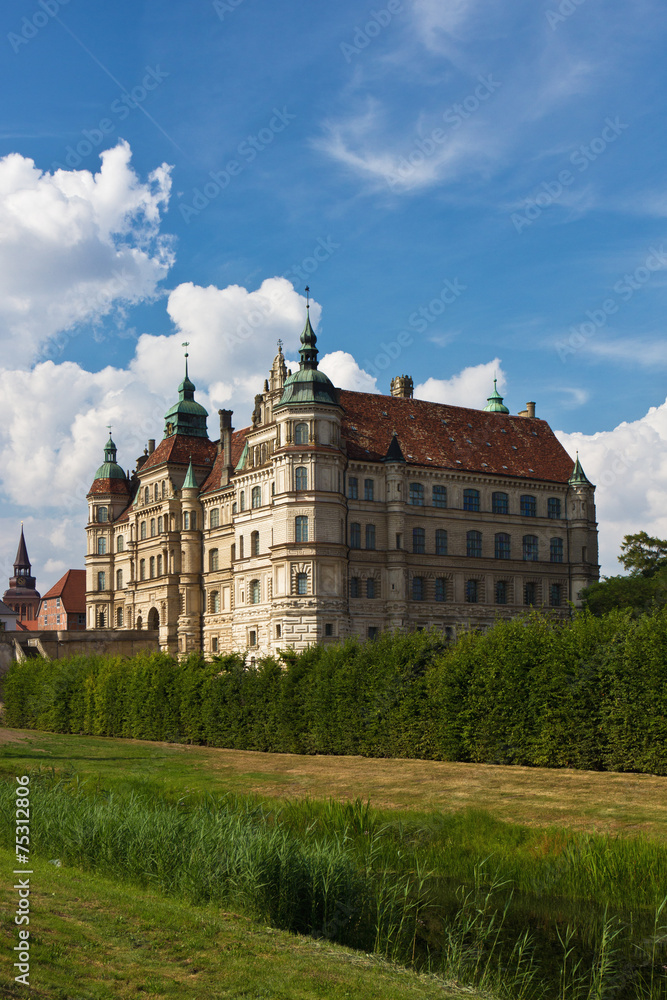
[42,569,86,613]
[338,391,575,483]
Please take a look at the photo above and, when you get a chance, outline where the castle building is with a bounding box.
[86,308,599,656]
[3,526,41,629]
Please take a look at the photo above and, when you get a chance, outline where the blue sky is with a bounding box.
[1,0,667,587]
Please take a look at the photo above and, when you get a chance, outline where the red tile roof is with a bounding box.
[41,569,86,612]
[200,427,251,494]
[339,391,575,483]
[140,434,218,472]
[87,478,133,496]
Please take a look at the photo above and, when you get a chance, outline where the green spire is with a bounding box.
[483,379,510,414]
[569,452,591,486]
[94,427,126,481]
[298,288,319,371]
[163,345,209,439]
[275,288,339,409]
[183,457,197,489]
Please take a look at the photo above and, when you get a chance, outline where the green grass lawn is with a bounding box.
[0,849,473,1000]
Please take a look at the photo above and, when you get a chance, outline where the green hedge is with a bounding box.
[5,609,667,772]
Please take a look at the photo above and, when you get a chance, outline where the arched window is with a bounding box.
[467,530,482,558]
[366,578,376,599]
[523,535,539,561]
[252,486,262,508]
[495,533,511,560]
[251,531,260,557]
[154,483,159,502]
[139,559,146,580]
[350,522,361,549]
[98,506,108,522]
[296,572,308,595]
[250,580,260,604]
[116,606,123,627]
[140,521,147,539]
[161,481,166,498]
[521,495,537,517]
[149,557,155,579]
[157,516,163,533]
[239,492,245,512]
[210,508,220,528]
[465,580,478,603]
[150,519,156,537]
[492,492,509,515]
[97,536,106,555]
[550,537,564,563]
[412,527,425,554]
[210,591,220,613]
[116,569,123,589]
[412,576,424,601]
[210,548,219,571]
[183,512,189,530]
[294,422,308,445]
[463,489,480,512]
[117,535,124,552]
[157,555,162,576]
[295,516,308,543]
[238,536,244,559]
[409,483,424,506]
[295,467,308,491]
[144,487,150,505]
[232,502,238,515]
[435,529,447,555]
[365,524,376,550]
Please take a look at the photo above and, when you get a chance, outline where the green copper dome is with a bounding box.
[164,356,209,438]
[94,435,126,481]
[483,379,510,414]
[275,308,339,409]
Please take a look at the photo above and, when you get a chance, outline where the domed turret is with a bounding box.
[483,379,510,414]
[94,434,127,481]
[275,290,339,409]
[163,347,209,438]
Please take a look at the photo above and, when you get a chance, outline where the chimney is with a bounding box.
[390,375,414,398]
[218,409,234,484]
[147,439,155,455]
[518,401,536,418]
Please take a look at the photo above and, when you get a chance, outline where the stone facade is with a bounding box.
[86,316,599,657]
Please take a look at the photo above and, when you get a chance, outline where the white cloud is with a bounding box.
[557,400,667,575]
[0,141,173,365]
[416,359,505,408]
[319,351,379,392]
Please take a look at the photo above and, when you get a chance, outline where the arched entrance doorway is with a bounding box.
[147,607,159,630]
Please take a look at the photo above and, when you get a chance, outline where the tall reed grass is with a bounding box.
[2,776,666,998]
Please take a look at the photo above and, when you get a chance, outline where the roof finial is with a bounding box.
[305,285,310,310]
[182,341,190,378]
[277,338,283,352]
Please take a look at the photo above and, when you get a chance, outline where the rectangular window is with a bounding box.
[548,498,561,520]
[525,582,537,606]
[347,476,358,499]
[211,637,218,652]
[396,533,402,549]
[412,527,426,554]
[521,495,537,517]
[56,598,61,609]
[495,533,511,560]
[210,549,219,571]
[325,623,333,637]
[495,581,508,605]
[252,486,262,508]
[409,483,424,506]
[366,578,376,599]
[467,531,482,558]
[56,614,60,625]
[210,508,220,527]
[365,524,376,550]
[350,577,360,598]
[367,626,379,640]
[550,583,562,607]
[296,572,308,595]
[463,489,480,512]
[435,578,446,602]
[364,479,374,501]
[249,630,257,647]
[523,536,539,561]
[350,522,361,548]
[465,579,478,603]
[97,571,105,591]
[412,576,424,601]
[433,485,447,508]
[550,538,564,563]
[276,624,282,639]
[492,492,509,515]
[295,516,309,543]
[435,529,447,556]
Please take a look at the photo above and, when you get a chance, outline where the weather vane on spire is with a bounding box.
[107,424,112,436]
[277,338,283,351]
[305,285,310,310]
[182,341,190,358]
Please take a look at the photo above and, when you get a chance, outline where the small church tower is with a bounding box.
[3,525,41,626]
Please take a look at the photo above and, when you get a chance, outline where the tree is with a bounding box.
[618,532,667,576]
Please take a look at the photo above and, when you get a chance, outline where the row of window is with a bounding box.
[348,524,564,563]
[405,485,562,519]
[407,577,563,607]
[142,482,168,505]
